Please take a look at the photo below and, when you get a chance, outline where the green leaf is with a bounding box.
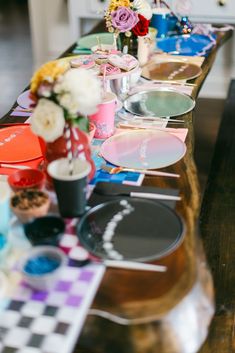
[72,116,89,132]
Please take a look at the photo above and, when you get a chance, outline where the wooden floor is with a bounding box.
[0,0,225,192]
[194,98,225,192]
[0,0,32,117]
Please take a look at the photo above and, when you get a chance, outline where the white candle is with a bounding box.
[137,36,150,66]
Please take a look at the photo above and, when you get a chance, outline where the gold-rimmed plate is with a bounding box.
[141,61,202,81]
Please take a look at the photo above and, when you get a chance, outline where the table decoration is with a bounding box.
[100,129,186,169]
[104,0,152,54]
[29,60,103,184]
[90,162,144,186]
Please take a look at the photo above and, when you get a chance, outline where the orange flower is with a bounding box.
[108,0,131,12]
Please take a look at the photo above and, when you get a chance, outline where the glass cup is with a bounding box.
[0,182,10,237]
[0,182,11,265]
[151,8,171,38]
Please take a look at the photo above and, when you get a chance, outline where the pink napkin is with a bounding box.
[10,106,32,117]
[116,127,188,142]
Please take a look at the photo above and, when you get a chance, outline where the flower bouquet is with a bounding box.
[105,0,152,53]
[30,60,102,183]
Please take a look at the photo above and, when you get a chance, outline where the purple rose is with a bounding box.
[111,7,139,32]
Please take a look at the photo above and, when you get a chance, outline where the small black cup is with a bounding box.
[47,158,91,218]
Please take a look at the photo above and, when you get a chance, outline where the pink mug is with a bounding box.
[89,92,116,139]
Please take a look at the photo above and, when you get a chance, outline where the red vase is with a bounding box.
[43,127,95,189]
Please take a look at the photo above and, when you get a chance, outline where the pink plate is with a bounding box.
[17,89,34,109]
[100,130,186,169]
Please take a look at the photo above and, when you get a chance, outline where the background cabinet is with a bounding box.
[28,0,235,98]
[167,0,235,98]
[68,0,109,41]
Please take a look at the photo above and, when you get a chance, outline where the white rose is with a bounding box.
[133,0,152,20]
[31,98,65,142]
[54,68,102,116]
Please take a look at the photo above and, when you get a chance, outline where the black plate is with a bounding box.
[77,198,184,262]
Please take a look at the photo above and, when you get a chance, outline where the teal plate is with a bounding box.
[78,33,114,49]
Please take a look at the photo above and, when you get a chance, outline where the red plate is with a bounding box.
[0,125,43,163]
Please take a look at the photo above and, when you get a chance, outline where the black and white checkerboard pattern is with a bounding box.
[0,219,105,353]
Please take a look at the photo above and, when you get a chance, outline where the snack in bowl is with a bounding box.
[10,189,50,224]
[8,169,45,192]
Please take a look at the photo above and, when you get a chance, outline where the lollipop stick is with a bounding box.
[96,35,102,50]
[102,64,107,97]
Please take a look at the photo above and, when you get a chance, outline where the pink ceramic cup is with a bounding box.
[89,92,116,139]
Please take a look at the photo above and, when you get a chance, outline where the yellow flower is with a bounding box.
[108,0,131,12]
[31,60,70,94]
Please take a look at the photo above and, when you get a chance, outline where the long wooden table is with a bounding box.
[1,27,233,353]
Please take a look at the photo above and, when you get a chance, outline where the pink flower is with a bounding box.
[111,7,139,32]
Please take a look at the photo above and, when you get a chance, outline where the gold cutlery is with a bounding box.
[101,164,180,178]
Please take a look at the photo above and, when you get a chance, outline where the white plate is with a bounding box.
[100,130,186,169]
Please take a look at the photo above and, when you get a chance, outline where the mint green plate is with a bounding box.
[124,88,195,118]
[78,33,114,49]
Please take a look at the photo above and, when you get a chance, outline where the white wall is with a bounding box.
[28,0,72,69]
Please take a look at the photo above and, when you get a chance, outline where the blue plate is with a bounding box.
[157,34,216,56]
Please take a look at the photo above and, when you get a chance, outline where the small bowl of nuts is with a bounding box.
[10,189,50,224]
